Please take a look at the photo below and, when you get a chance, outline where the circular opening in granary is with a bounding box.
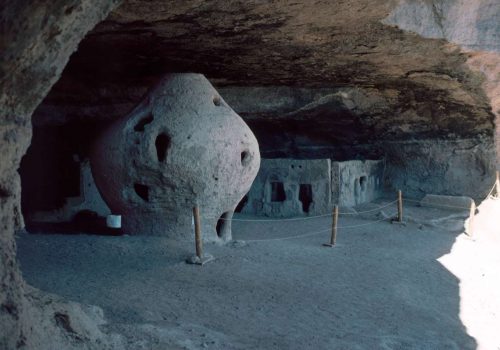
[213,95,222,106]
[235,195,248,213]
[134,113,154,132]
[155,132,171,162]
[216,211,231,238]
[133,183,149,202]
[241,150,250,167]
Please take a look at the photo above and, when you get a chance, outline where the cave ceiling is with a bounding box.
[39,0,495,147]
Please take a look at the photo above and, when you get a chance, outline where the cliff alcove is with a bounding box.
[2,1,500,349]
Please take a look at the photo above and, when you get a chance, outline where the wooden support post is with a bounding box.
[467,201,476,237]
[193,206,202,258]
[391,190,406,225]
[397,190,403,223]
[323,205,338,247]
[186,205,214,265]
[496,171,500,198]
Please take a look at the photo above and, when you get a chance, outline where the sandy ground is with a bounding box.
[16,197,500,350]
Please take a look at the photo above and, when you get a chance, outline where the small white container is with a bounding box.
[106,215,122,229]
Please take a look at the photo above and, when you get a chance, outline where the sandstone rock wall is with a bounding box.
[382,138,496,199]
[385,0,500,169]
[384,0,500,52]
[220,86,496,200]
[30,78,497,201]
[0,1,121,348]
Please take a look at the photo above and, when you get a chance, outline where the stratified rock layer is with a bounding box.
[384,0,500,169]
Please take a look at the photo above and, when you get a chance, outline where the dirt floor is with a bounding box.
[16,197,500,350]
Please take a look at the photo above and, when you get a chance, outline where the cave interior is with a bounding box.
[2,1,500,349]
[19,0,499,231]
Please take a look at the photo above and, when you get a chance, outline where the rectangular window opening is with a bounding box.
[270,182,286,202]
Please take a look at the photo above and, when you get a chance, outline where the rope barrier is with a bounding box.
[215,199,399,223]
[338,200,398,215]
[228,212,332,222]
[203,175,498,248]
[242,228,331,242]
[240,212,398,243]
[188,173,499,259]
[235,176,497,244]
[404,198,472,211]
[336,213,397,229]
[485,181,498,199]
[404,182,498,211]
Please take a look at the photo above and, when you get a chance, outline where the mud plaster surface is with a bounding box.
[16,199,500,350]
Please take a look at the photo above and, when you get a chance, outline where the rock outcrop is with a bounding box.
[384,0,500,166]
[1,1,121,348]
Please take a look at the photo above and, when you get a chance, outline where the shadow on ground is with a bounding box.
[16,201,478,349]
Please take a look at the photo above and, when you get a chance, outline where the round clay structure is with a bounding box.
[90,73,260,241]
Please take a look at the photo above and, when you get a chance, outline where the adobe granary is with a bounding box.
[90,73,260,241]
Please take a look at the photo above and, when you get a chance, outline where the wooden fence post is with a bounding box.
[496,171,499,198]
[391,190,406,225]
[467,201,476,237]
[186,205,214,265]
[397,190,403,223]
[193,206,202,258]
[323,205,338,247]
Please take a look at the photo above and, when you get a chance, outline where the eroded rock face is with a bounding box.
[384,0,500,168]
[31,0,499,201]
[384,0,500,52]
[220,86,496,199]
[1,0,121,348]
[90,74,260,241]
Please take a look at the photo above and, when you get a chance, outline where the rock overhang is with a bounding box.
[38,0,495,145]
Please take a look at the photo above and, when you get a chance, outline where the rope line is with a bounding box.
[242,228,331,242]
[230,178,499,243]
[239,213,397,243]
[404,198,472,210]
[336,213,397,228]
[214,181,496,223]
[404,182,497,210]
[228,212,332,222]
[215,200,399,223]
[485,181,498,198]
[337,200,398,215]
